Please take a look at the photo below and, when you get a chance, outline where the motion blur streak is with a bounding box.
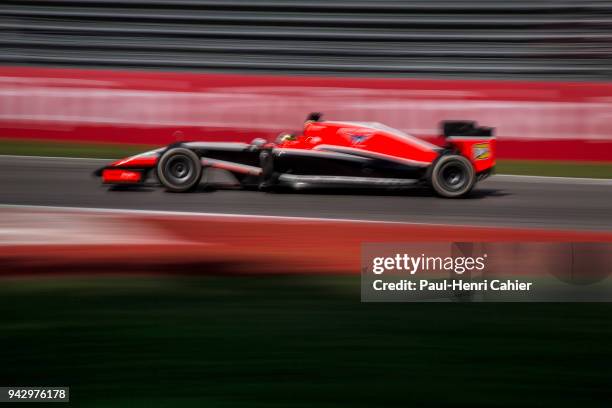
[1,206,611,277]
[2,67,612,161]
[3,1,612,162]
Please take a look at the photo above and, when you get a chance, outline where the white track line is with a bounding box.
[0,204,602,234]
[0,204,517,230]
[0,154,109,162]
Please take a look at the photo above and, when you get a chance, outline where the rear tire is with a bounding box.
[430,155,476,198]
[157,147,202,192]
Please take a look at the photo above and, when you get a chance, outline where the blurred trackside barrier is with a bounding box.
[1,66,612,161]
[1,208,611,276]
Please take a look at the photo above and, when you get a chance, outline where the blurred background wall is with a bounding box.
[2,0,612,160]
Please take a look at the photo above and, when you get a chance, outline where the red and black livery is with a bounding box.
[95,113,495,198]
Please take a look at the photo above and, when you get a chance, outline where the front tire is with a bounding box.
[157,147,202,192]
[430,155,476,198]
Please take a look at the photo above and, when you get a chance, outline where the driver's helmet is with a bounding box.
[276,132,297,144]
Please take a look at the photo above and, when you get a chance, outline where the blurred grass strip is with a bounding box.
[1,138,611,178]
[1,275,611,407]
[0,138,156,159]
[497,160,612,179]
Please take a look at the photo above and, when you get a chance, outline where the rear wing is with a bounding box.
[441,121,494,138]
[441,121,495,173]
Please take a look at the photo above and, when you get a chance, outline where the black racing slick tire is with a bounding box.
[157,147,202,192]
[430,154,476,198]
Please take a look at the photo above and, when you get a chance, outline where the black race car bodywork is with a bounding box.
[95,114,495,198]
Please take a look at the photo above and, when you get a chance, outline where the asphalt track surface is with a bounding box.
[1,156,611,231]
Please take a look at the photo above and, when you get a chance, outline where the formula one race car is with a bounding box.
[95,113,495,198]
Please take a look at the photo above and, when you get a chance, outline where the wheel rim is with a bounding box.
[164,155,194,185]
[439,162,468,191]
